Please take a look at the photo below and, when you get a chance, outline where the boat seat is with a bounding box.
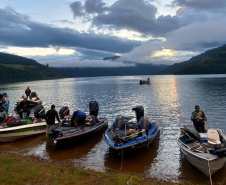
[113,115,124,129]
[187,142,203,152]
[207,129,221,146]
[138,116,151,130]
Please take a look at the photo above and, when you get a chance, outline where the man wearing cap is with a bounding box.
[191,105,207,133]
[71,110,86,127]
[45,104,61,137]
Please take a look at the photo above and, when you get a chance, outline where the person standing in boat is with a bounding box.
[0,100,8,123]
[45,104,61,137]
[25,87,31,99]
[191,105,207,133]
[18,97,31,118]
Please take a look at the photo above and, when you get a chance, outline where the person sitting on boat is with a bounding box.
[191,105,207,133]
[71,110,86,127]
[0,101,8,123]
[18,97,31,118]
[25,87,31,99]
[1,96,9,110]
[45,104,61,137]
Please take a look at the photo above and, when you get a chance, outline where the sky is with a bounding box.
[0,0,226,68]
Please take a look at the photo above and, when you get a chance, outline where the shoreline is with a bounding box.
[0,144,192,185]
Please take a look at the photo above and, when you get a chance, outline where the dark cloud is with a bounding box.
[0,8,141,54]
[171,0,226,10]
[91,0,180,36]
[70,0,108,19]
[70,1,85,18]
[84,0,108,14]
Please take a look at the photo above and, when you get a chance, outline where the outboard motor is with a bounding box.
[59,106,70,119]
[34,105,45,119]
[89,100,99,117]
[132,106,144,123]
[30,92,36,98]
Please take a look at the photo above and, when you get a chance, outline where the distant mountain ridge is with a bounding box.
[0,52,65,84]
[1,43,226,84]
[55,63,168,77]
[55,55,168,77]
[159,44,226,74]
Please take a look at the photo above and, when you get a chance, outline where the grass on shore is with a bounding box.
[0,153,192,185]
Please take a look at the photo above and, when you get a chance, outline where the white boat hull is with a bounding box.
[179,142,226,176]
[0,121,47,142]
[177,126,226,177]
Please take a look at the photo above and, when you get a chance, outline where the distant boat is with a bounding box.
[103,106,159,151]
[140,78,150,85]
[177,125,226,177]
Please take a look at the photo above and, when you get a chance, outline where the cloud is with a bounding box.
[92,0,180,36]
[164,18,226,51]
[70,0,108,19]
[0,7,141,54]
[84,0,108,14]
[1,0,226,67]
[172,0,226,10]
[70,1,85,18]
[38,58,134,68]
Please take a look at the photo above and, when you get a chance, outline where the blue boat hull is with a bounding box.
[103,122,159,150]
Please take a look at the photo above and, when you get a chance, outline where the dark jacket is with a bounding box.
[18,101,30,110]
[25,88,31,96]
[45,109,60,125]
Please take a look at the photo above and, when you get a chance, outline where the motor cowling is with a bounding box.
[59,106,70,119]
[30,92,36,98]
[34,105,45,119]
[89,100,99,117]
[132,106,144,123]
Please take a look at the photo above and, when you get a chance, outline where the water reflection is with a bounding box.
[104,136,159,173]
[1,75,226,184]
[148,76,181,180]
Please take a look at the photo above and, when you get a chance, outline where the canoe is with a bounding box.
[177,125,226,177]
[103,106,159,151]
[0,118,46,142]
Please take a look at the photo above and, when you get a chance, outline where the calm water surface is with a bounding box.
[1,74,226,184]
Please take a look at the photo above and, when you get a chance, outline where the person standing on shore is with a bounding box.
[45,104,61,137]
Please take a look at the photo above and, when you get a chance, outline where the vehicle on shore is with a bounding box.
[103,106,159,151]
[177,125,226,177]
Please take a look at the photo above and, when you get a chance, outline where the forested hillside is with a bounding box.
[159,44,226,74]
[55,63,168,77]
[0,52,65,84]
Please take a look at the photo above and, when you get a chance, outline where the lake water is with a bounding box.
[1,74,226,184]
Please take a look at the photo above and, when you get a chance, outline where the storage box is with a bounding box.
[200,133,207,143]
